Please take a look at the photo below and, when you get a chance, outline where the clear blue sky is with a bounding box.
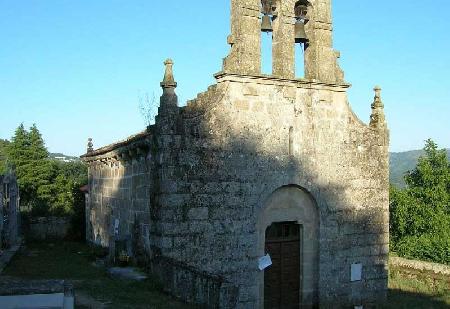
[0,0,449,156]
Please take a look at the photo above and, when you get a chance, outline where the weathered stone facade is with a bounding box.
[82,1,389,308]
[0,173,20,250]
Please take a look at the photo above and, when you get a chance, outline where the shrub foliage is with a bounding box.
[390,139,450,265]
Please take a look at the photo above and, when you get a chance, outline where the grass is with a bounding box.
[1,241,192,309]
[2,241,449,308]
[383,264,450,308]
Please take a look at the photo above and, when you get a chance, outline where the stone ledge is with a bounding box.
[214,72,351,89]
[0,278,73,297]
[390,256,450,276]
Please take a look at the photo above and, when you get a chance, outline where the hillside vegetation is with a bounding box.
[390,140,450,265]
[390,149,450,188]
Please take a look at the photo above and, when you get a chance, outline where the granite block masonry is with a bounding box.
[81,1,390,308]
[0,172,20,252]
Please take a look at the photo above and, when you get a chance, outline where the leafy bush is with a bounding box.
[390,139,450,265]
[395,233,450,265]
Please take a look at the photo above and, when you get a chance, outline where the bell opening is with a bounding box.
[261,27,273,75]
[294,0,310,44]
[295,42,305,78]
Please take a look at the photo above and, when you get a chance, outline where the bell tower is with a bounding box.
[221,0,345,84]
[222,0,262,76]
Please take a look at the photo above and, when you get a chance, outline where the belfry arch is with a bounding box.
[294,0,311,78]
[257,185,319,308]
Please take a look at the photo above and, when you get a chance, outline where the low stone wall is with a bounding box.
[0,279,69,296]
[0,279,74,309]
[151,257,238,309]
[390,256,450,276]
[28,217,70,241]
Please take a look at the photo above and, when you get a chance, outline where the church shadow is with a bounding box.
[382,289,449,309]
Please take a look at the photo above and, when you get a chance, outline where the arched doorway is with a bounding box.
[257,185,319,308]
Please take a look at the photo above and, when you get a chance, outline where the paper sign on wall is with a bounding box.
[258,254,272,271]
[351,263,362,282]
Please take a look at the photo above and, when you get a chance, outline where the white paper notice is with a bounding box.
[258,254,272,271]
[351,263,362,282]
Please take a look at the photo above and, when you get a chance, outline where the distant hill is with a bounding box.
[390,149,450,188]
[49,153,80,163]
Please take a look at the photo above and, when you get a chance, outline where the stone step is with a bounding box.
[0,292,74,309]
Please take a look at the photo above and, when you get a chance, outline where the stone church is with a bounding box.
[82,0,389,308]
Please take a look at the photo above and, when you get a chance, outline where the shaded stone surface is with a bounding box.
[0,173,20,252]
[108,267,148,281]
[28,217,70,241]
[0,278,71,296]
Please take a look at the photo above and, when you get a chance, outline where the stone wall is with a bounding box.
[0,173,20,249]
[146,75,389,308]
[84,132,154,263]
[0,176,3,247]
[390,256,450,276]
[28,217,70,241]
[151,257,238,309]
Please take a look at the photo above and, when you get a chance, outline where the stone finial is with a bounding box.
[87,138,94,153]
[157,58,179,113]
[370,86,386,129]
[372,86,384,109]
[160,59,177,91]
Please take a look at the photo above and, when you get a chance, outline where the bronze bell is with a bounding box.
[261,14,273,33]
[295,20,308,44]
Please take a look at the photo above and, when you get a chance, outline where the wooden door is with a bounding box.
[264,222,300,309]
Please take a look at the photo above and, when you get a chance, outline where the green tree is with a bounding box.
[47,160,87,215]
[5,123,88,239]
[7,124,54,211]
[390,139,450,264]
[54,160,88,185]
[0,139,11,174]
